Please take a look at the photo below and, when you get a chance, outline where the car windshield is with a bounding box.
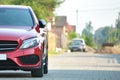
[73,40,83,43]
[70,41,81,45]
[0,8,33,26]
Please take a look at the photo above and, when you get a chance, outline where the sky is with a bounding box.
[54,0,120,34]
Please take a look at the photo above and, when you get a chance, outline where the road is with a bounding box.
[0,52,120,80]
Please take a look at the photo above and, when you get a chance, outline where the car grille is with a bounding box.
[0,40,18,52]
[0,59,17,66]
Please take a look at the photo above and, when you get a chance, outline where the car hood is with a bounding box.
[0,27,38,41]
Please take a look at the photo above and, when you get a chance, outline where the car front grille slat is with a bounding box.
[0,48,16,50]
[0,44,18,46]
[0,41,18,52]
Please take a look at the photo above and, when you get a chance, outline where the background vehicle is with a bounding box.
[0,5,48,77]
[69,38,86,52]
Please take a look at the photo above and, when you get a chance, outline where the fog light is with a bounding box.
[19,55,39,64]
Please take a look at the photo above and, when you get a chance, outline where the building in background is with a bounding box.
[48,16,76,51]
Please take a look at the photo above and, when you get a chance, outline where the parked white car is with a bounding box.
[69,38,86,52]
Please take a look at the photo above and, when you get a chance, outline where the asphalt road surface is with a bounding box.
[0,52,120,80]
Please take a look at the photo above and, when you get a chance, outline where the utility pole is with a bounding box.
[76,9,78,27]
[76,9,79,35]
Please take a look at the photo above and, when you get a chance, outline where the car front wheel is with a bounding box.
[31,61,44,77]
[44,55,48,74]
[83,49,85,52]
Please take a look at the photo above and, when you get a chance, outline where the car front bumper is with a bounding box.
[0,46,42,71]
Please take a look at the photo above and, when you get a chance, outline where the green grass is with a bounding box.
[48,51,59,56]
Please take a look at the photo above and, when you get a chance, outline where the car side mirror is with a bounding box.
[39,19,46,28]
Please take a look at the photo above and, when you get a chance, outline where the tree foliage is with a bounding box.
[115,12,120,43]
[94,12,120,46]
[0,0,63,20]
[82,21,93,37]
[82,21,94,47]
[94,26,118,45]
[68,31,77,40]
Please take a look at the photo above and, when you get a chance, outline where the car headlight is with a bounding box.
[20,37,40,49]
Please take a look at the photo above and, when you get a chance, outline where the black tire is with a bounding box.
[31,61,44,77]
[44,55,48,74]
[31,46,44,77]
[44,47,48,74]
[83,49,85,52]
[70,49,73,52]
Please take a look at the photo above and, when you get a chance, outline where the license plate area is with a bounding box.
[0,54,7,60]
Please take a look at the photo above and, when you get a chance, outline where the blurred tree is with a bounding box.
[115,12,120,42]
[0,0,63,20]
[82,21,93,37]
[101,26,110,42]
[68,31,77,40]
[82,21,94,47]
[94,26,117,45]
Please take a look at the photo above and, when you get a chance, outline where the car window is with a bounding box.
[73,40,83,44]
[70,41,81,45]
[0,8,33,26]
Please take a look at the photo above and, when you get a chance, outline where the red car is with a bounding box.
[0,5,48,77]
